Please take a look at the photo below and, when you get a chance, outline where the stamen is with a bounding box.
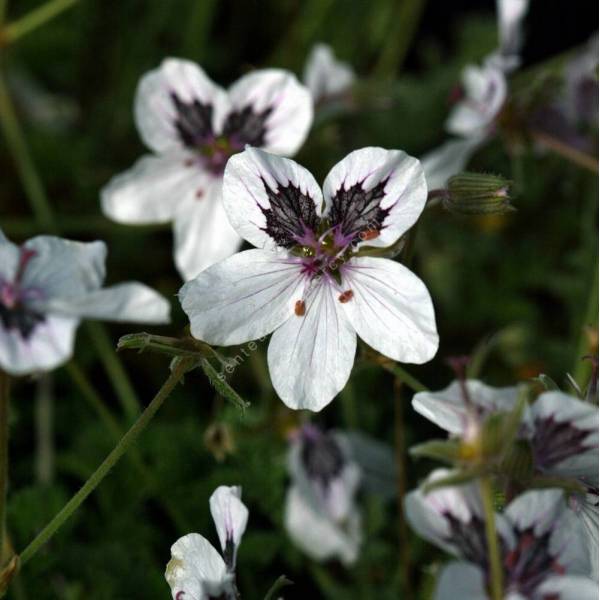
[359,229,379,241]
[338,290,354,303]
[195,189,204,199]
[295,300,306,316]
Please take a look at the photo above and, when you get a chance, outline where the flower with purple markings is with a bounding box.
[284,424,362,564]
[101,58,313,280]
[165,485,248,600]
[0,230,169,376]
[179,146,439,411]
[405,470,597,599]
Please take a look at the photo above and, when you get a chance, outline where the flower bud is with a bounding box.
[444,172,515,215]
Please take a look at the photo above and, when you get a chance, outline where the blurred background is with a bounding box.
[1,0,598,598]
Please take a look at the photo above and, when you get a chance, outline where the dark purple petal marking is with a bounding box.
[222,105,273,148]
[442,513,490,569]
[171,92,214,149]
[300,425,345,488]
[329,177,391,244]
[0,302,45,339]
[532,415,596,471]
[260,178,319,248]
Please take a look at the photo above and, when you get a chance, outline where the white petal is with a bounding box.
[101,151,207,225]
[303,43,355,102]
[135,58,229,154]
[412,380,520,435]
[222,147,323,250]
[46,283,170,324]
[284,485,362,565]
[505,489,565,537]
[179,248,305,346]
[434,562,488,600]
[536,576,599,599]
[0,315,78,376]
[22,236,106,298]
[340,257,438,363]
[493,0,529,71]
[209,485,249,569]
[0,231,19,279]
[227,69,313,156]
[446,65,507,138]
[267,278,357,411]
[173,181,242,280]
[165,533,230,600]
[322,147,427,249]
[570,492,599,581]
[421,137,481,190]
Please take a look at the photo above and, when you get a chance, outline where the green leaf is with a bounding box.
[410,439,462,464]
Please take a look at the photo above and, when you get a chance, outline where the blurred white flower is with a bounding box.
[165,485,248,600]
[486,0,530,73]
[284,424,362,564]
[180,146,438,411]
[303,43,355,103]
[0,230,170,376]
[101,58,313,280]
[405,471,597,599]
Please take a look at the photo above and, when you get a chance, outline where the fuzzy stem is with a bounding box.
[18,358,195,568]
[263,575,293,600]
[481,477,504,600]
[1,0,78,44]
[0,372,8,563]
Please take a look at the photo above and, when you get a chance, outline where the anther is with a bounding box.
[295,300,306,316]
[359,229,379,241]
[338,290,353,303]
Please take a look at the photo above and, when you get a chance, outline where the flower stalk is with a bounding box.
[18,356,197,569]
[480,476,504,600]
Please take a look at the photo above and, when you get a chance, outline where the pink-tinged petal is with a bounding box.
[421,137,482,190]
[135,58,229,154]
[267,279,357,412]
[0,315,78,376]
[340,257,438,364]
[209,486,248,569]
[172,180,242,280]
[303,43,355,102]
[284,485,362,565]
[434,562,488,600]
[446,65,507,138]
[223,147,323,250]
[101,151,207,225]
[227,69,313,156]
[179,248,305,346]
[322,147,427,248]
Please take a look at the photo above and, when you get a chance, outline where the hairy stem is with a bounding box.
[18,358,195,568]
[481,477,504,600]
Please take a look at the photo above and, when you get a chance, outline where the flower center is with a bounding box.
[300,425,346,487]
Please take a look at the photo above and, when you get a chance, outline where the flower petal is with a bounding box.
[135,58,229,154]
[340,256,438,364]
[303,43,355,102]
[209,485,249,570]
[179,248,305,345]
[322,147,427,248]
[491,0,529,72]
[0,230,19,279]
[421,137,481,190]
[412,380,520,435]
[227,69,313,156]
[172,180,242,280]
[434,562,488,600]
[267,278,357,411]
[46,283,170,324]
[284,485,362,565]
[536,575,599,600]
[222,147,323,250]
[0,315,78,376]
[101,151,207,225]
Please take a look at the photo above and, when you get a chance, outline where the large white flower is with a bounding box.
[284,424,362,564]
[405,471,597,599]
[0,230,169,376]
[101,58,313,280]
[180,146,438,411]
[303,43,355,104]
[165,485,248,600]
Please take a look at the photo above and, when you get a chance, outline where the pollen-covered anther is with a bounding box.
[195,189,204,199]
[338,290,353,303]
[295,300,306,316]
[359,229,379,241]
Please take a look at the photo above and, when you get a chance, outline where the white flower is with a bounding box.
[303,43,355,103]
[0,230,169,376]
[165,485,248,600]
[405,471,597,599]
[101,58,313,280]
[284,424,362,564]
[179,146,439,411]
[486,0,530,73]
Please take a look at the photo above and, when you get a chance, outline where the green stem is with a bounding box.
[0,75,56,232]
[0,371,8,563]
[263,575,293,600]
[1,0,78,44]
[85,322,141,422]
[34,376,53,484]
[0,0,7,27]
[382,362,428,393]
[481,477,504,600]
[18,358,194,568]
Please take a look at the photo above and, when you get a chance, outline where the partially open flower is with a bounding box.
[444,172,515,215]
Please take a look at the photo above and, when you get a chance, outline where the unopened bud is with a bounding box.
[444,172,515,215]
